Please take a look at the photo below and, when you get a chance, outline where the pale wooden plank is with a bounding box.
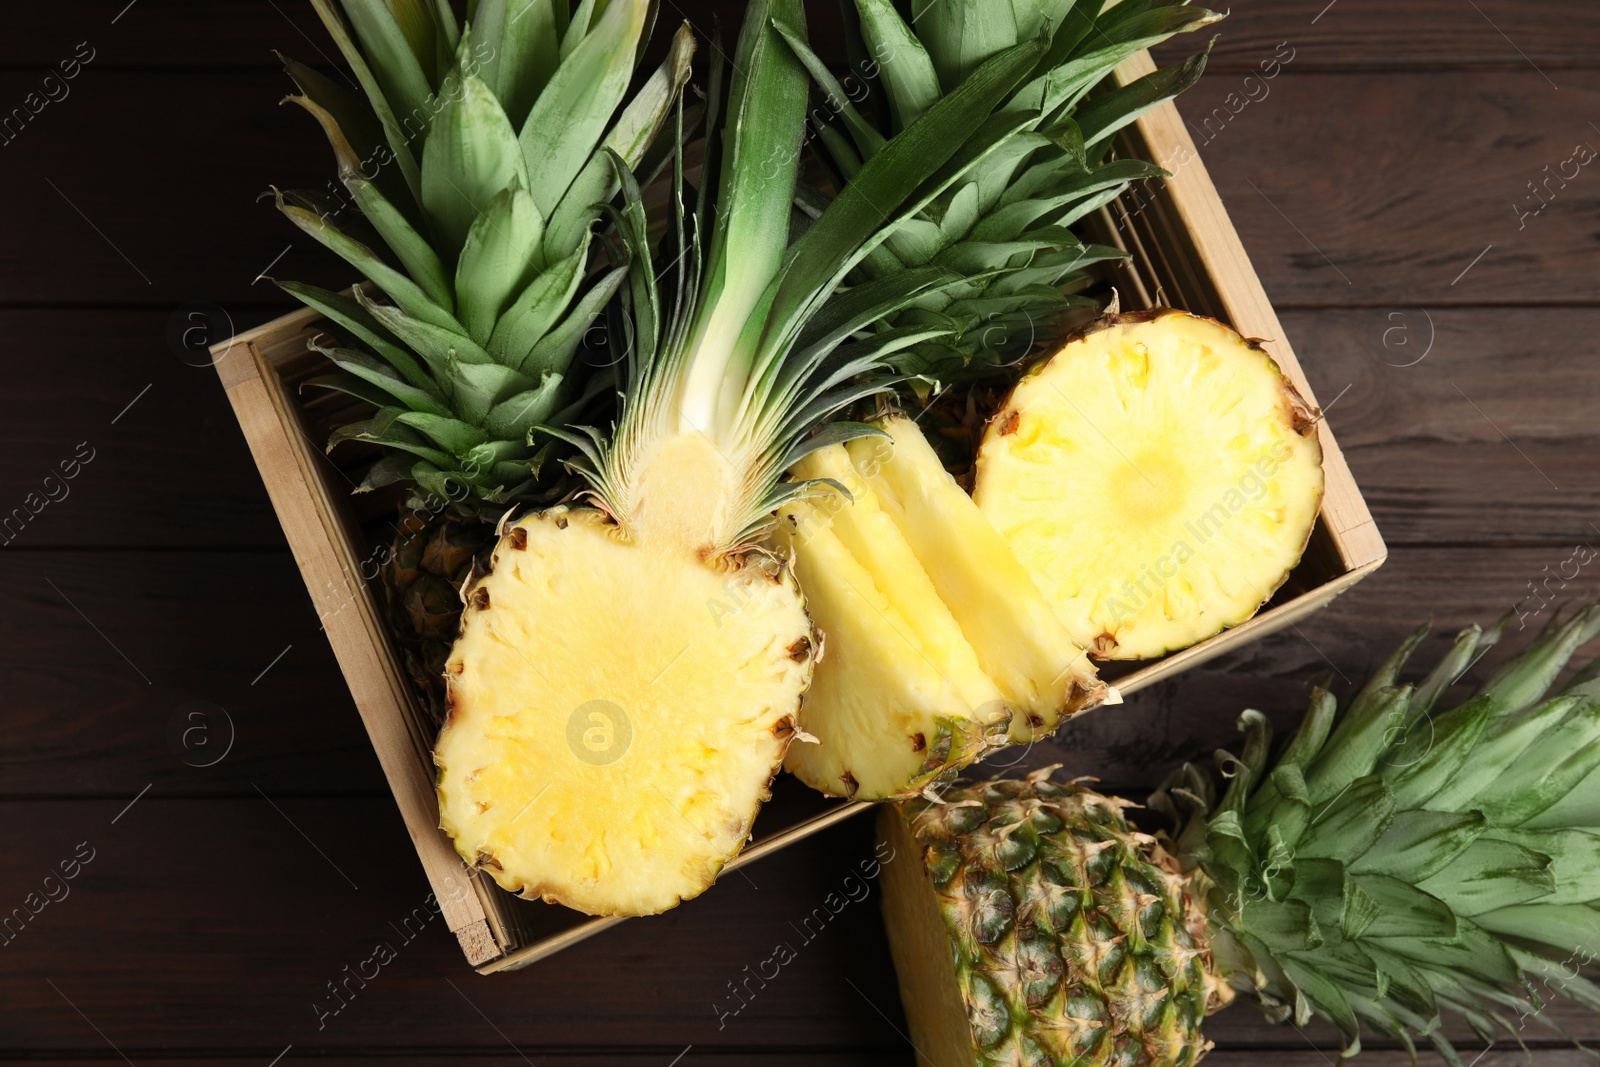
[216,338,497,964]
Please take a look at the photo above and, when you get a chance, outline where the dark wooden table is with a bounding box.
[2,2,1597,1064]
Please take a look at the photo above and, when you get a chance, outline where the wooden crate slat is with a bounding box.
[214,331,501,966]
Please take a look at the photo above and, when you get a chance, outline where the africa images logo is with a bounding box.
[567,699,631,766]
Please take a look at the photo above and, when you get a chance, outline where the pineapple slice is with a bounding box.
[776,447,1009,801]
[436,507,812,917]
[852,417,1103,742]
[778,417,1106,803]
[974,310,1325,660]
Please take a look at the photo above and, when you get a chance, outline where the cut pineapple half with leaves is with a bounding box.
[776,416,1104,801]
[436,508,811,916]
[437,2,1076,913]
[975,310,1324,660]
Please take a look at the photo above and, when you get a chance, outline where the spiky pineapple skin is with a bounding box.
[887,773,1231,1067]
[380,509,495,724]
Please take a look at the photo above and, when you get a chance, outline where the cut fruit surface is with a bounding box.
[854,417,1103,742]
[776,416,1106,804]
[436,508,812,916]
[776,444,1009,801]
[975,310,1325,660]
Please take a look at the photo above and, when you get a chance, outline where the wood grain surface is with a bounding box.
[1,1,1597,1064]
[1,1,1594,70]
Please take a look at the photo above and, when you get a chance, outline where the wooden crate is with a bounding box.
[210,50,1384,974]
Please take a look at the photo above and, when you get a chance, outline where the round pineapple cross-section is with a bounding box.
[435,506,813,917]
[974,310,1325,660]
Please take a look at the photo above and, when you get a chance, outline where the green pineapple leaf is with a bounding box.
[455,184,546,346]
[518,0,647,217]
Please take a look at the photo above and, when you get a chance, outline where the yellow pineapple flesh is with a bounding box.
[776,445,1009,801]
[776,417,1106,802]
[853,417,1104,742]
[974,310,1325,660]
[436,507,813,916]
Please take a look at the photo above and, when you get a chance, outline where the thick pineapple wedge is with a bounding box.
[853,417,1103,742]
[436,507,812,916]
[776,447,1009,801]
[975,310,1325,660]
[778,417,1105,802]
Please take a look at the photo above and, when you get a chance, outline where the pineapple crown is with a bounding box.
[554,1,1101,552]
[787,0,1221,382]
[273,0,694,512]
[1157,604,1600,1064]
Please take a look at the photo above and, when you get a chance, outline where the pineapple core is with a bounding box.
[975,311,1325,660]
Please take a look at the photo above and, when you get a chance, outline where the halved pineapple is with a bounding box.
[974,310,1325,660]
[777,417,1105,801]
[436,507,812,917]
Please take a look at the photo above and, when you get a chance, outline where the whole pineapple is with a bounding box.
[882,605,1600,1065]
